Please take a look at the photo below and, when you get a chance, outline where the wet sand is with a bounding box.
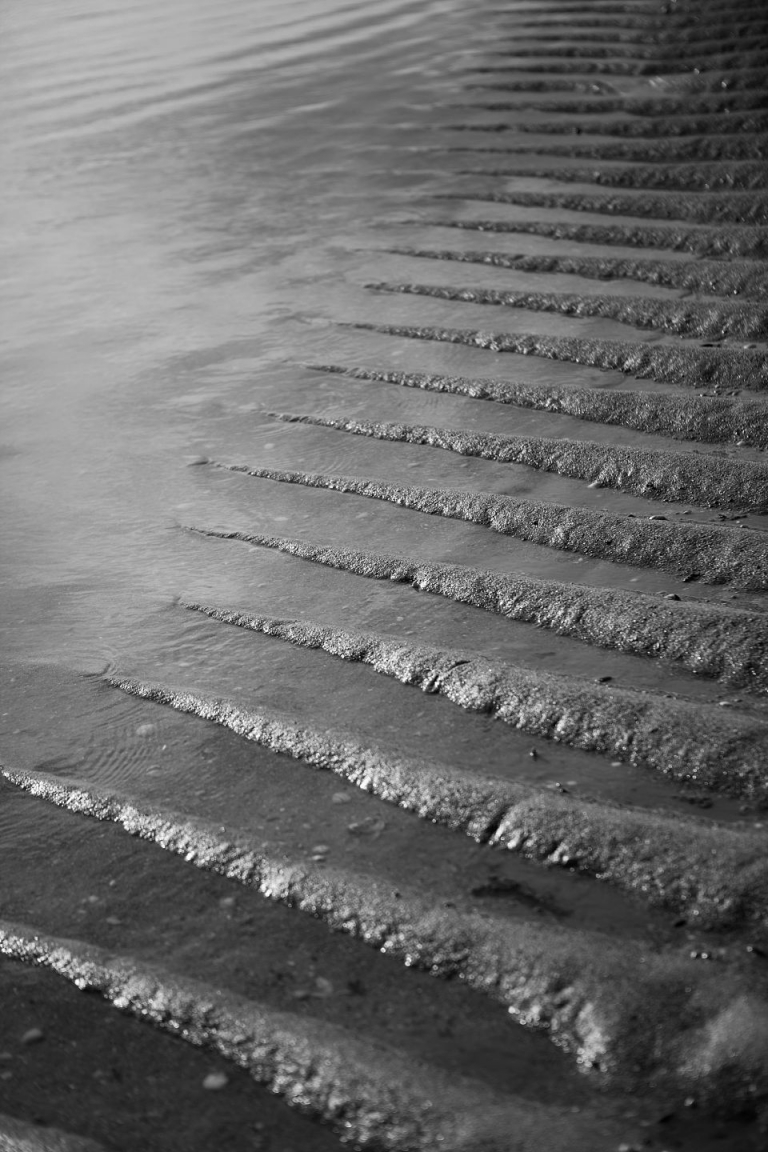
[1,0,768,1148]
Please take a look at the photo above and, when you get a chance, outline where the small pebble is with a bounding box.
[664,593,680,601]
[21,1028,44,1045]
[312,844,330,855]
[135,723,156,737]
[347,817,386,838]
[203,1071,229,1091]
[529,748,538,759]
[648,514,667,521]
[595,675,612,684]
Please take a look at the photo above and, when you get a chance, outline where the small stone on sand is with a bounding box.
[203,1071,228,1090]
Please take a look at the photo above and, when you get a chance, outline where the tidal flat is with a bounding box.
[1,0,768,1148]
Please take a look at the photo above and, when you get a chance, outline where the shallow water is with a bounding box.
[0,0,459,663]
[2,0,765,833]
[0,6,675,743]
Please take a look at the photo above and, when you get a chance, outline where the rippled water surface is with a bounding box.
[3,0,475,827]
[1,1,473,688]
[1,0,457,656]
[7,0,617,831]
[1,0,760,824]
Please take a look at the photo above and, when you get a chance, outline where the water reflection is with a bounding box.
[0,0,456,674]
